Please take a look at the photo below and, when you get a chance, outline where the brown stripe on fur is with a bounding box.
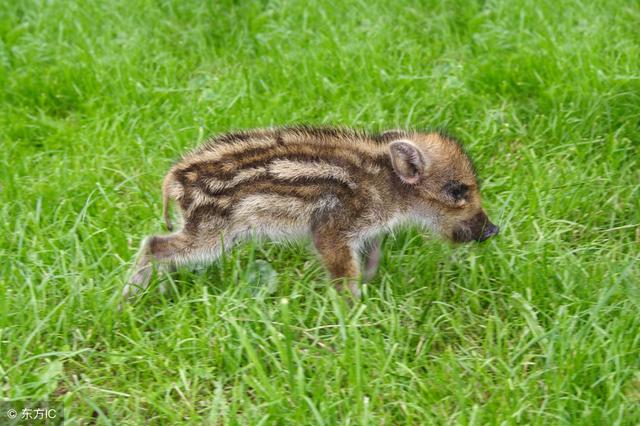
[198,175,357,200]
[184,130,279,168]
[183,202,232,234]
[185,150,392,182]
[202,166,268,193]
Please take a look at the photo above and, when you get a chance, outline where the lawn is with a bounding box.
[1,0,639,424]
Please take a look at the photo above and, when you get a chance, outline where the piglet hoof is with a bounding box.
[334,280,362,306]
[348,282,362,300]
[121,263,153,300]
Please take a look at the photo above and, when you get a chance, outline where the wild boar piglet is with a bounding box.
[123,126,499,299]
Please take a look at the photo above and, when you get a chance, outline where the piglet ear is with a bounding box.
[389,140,427,185]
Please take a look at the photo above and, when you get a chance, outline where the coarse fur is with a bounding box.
[123,126,499,300]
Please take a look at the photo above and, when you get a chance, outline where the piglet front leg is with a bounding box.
[362,237,382,283]
[312,226,362,299]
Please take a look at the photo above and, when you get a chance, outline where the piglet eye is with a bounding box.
[443,181,469,201]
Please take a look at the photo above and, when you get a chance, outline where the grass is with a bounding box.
[1,0,639,424]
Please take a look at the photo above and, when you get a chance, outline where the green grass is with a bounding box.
[1,0,639,424]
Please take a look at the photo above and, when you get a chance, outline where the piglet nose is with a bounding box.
[479,223,499,242]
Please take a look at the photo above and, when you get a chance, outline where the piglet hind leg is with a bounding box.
[123,238,155,300]
[312,227,362,299]
[122,230,224,301]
